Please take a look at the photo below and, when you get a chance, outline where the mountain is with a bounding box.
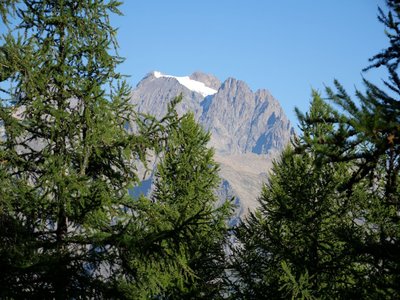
[130,71,294,219]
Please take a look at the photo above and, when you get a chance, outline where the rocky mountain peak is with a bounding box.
[189,71,221,90]
[220,77,251,93]
[130,71,293,217]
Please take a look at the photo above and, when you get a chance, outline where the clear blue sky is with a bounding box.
[113,0,387,127]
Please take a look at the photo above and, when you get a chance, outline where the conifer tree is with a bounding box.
[128,113,232,299]
[0,1,175,298]
[297,0,400,296]
[0,0,17,24]
[229,1,400,298]
[229,94,360,299]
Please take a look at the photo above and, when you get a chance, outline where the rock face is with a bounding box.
[200,77,293,155]
[130,71,293,218]
[131,72,205,119]
[189,71,221,90]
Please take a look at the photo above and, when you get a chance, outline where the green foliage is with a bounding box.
[0,0,17,24]
[304,2,400,294]
[229,139,358,299]
[0,3,231,297]
[124,113,233,299]
[0,1,179,298]
[279,261,315,300]
[229,1,400,298]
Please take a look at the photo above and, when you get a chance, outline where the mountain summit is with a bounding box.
[130,71,294,218]
[153,71,218,97]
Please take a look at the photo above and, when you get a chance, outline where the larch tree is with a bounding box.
[229,0,400,298]
[0,0,175,298]
[299,0,400,296]
[125,112,233,299]
[0,0,17,24]
[229,94,358,299]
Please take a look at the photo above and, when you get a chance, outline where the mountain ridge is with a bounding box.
[130,71,293,217]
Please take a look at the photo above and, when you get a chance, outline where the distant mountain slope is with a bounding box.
[130,71,293,218]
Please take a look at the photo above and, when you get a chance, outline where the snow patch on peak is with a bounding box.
[153,71,217,97]
[153,71,163,78]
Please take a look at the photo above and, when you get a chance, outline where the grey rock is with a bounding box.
[201,78,292,155]
[130,71,293,217]
[131,72,204,119]
[189,71,221,90]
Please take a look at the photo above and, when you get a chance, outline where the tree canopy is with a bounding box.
[229,0,400,298]
[0,1,231,298]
